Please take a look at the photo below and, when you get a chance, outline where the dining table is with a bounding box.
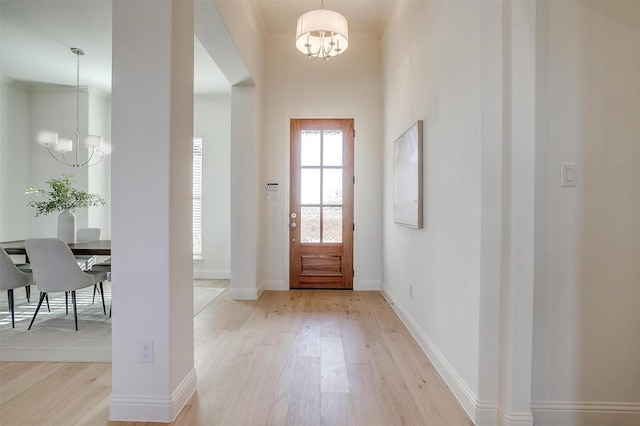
[1,239,111,259]
[1,239,111,302]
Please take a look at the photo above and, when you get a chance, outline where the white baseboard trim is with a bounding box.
[110,368,197,422]
[475,400,499,425]
[532,400,640,425]
[532,400,640,413]
[380,287,479,423]
[262,280,287,290]
[257,280,381,291]
[498,405,534,426]
[354,280,380,291]
[229,287,259,300]
[193,270,231,280]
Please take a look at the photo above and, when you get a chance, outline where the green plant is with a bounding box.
[25,174,105,217]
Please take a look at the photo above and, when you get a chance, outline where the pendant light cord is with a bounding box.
[75,50,80,165]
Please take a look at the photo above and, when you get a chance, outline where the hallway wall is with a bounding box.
[381,0,483,415]
[380,0,640,425]
[533,2,640,424]
[262,35,383,290]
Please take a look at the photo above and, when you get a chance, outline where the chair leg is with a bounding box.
[99,282,106,315]
[92,284,101,304]
[72,290,78,331]
[25,285,31,303]
[65,292,69,315]
[28,292,47,330]
[8,289,15,328]
[45,294,50,312]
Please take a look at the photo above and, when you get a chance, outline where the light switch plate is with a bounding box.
[561,163,577,187]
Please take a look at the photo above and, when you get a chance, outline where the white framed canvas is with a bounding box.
[393,120,423,228]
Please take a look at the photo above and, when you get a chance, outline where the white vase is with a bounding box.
[57,209,76,243]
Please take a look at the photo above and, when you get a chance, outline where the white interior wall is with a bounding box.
[381,1,639,425]
[381,0,483,415]
[28,88,90,236]
[532,2,640,424]
[193,94,231,279]
[87,88,111,239]
[262,35,383,290]
[21,87,109,239]
[0,82,110,241]
[206,0,265,298]
[1,79,225,249]
[0,79,30,241]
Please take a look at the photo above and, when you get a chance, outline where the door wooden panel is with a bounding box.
[290,119,354,289]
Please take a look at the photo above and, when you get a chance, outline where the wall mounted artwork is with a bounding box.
[393,120,423,228]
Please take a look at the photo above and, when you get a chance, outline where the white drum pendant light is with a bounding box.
[296,0,349,61]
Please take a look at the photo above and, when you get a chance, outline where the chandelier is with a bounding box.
[295,0,348,61]
[37,48,110,168]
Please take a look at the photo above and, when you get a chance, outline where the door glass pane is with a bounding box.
[323,207,342,243]
[301,130,321,166]
[323,130,343,166]
[323,169,342,205]
[301,169,320,204]
[301,207,321,242]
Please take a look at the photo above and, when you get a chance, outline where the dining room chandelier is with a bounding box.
[37,47,110,168]
[295,0,349,61]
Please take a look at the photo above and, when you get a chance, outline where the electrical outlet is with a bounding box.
[139,341,154,363]
[409,285,413,298]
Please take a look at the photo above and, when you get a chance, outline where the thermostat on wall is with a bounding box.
[266,183,280,200]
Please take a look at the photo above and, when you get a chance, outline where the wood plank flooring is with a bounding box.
[0,288,473,425]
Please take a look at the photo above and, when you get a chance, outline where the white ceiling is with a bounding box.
[252,0,393,36]
[0,0,391,94]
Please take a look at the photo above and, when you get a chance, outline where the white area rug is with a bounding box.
[0,284,224,362]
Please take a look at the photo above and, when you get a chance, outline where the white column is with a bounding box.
[229,84,259,299]
[497,1,536,425]
[477,0,504,424]
[110,0,195,422]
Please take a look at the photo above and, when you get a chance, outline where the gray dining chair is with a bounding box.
[0,248,35,328]
[25,238,108,331]
[75,227,101,270]
[76,227,103,302]
[90,258,111,315]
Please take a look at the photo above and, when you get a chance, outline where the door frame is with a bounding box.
[284,115,357,290]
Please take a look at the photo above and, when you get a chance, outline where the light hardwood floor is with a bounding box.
[0,287,473,425]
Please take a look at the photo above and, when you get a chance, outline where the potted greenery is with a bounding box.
[25,174,105,243]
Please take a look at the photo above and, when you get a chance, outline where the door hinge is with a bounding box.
[353,176,355,185]
[353,223,355,231]
[353,270,355,278]
[353,128,355,138]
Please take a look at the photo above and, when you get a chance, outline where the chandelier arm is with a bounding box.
[60,149,78,167]
[307,45,321,59]
[45,146,74,167]
[87,154,105,168]
[77,149,105,168]
[322,34,335,59]
[304,34,322,59]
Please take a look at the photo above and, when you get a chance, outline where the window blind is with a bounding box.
[193,137,203,257]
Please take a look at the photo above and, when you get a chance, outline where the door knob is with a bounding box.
[291,212,297,219]
[290,222,297,228]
